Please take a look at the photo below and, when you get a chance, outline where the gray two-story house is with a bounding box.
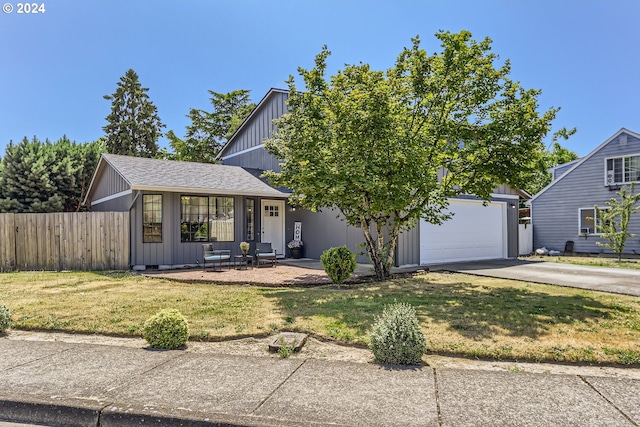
[85,88,523,269]
[530,128,640,255]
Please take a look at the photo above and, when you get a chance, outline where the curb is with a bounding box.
[0,397,331,427]
[0,396,103,427]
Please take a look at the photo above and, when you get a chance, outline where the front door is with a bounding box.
[261,199,285,257]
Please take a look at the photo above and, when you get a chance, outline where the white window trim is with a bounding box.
[578,206,609,236]
[604,153,640,186]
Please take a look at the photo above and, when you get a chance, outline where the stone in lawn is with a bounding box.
[268,332,307,353]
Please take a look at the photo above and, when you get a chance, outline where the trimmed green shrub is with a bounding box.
[143,309,189,349]
[0,301,10,333]
[369,303,426,365]
[320,246,357,284]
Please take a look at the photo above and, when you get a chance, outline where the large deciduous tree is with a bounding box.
[166,89,255,163]
[265,31,559,280]
[103,69,165,158]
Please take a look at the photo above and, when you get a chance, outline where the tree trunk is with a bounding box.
[360,215,399,280]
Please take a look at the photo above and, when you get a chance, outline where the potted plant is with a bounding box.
[239,241,250,256]
[287,240,303,259]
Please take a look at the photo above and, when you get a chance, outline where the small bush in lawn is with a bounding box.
[0,301,10,333]
[320,246,356,284]
[143,309,189,349]
[369,303,426,365]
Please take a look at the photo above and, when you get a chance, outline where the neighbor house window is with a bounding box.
[245,198,255,241]
[142,195,162,243]
[180,195,235,242]
[578,207,609,235]
[606,155,640,185]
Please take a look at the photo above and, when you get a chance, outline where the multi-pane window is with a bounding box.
[245,198,255,241]
[180,196,209,242]
[180,196,234,242]
[209,196,234,242]
[142,195,162,243]
[264,204,279,217]
[606,155,640,184]
[578,207,609,235]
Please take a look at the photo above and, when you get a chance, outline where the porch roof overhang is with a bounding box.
[84,154,290,205]
[130,184,289,198]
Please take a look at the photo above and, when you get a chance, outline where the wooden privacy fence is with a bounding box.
[0,212,129,272]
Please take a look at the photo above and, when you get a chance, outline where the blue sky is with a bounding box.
[1,0,638,158]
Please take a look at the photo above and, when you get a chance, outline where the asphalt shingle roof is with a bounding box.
[102,154,289,197]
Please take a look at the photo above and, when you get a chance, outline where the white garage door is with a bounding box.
[420,199,507,264]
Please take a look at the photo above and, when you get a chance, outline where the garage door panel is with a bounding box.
[420,200,505,264]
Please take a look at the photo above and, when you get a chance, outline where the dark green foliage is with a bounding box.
[525,128,579,195]
[167,89,255,163]
[265,31,559,279]
[0,137,105,213]
[0,301,10,332]
[103,69,165,158]
[143,308,189,349]
[320,246,357,284]
[369,303,426,365]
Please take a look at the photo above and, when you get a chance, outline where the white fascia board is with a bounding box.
[130,185,290,198]
[216,88,289,160]
[220,143,265,160]
[90,189,133,206]
[489,193,520,200]
[83,154,133,206]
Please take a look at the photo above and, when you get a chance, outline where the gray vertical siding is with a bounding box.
[532,131,640,255]
[90,192,132,212]
[396,226,420,266]
[492,196,519,258]
[91,162,129,201]
[286,208,370,263]
[222,90,288,157]
[128,193,290,267]
[222,147,281,172]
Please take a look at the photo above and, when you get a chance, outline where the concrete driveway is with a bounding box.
[430,259,640,297]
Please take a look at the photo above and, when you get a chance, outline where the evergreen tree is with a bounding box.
[525,128,579,195]
[167,89,255,163]
[0,137,105,213]
[103,69,165,158]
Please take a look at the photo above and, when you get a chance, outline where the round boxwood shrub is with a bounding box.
[143,309,189,349]
[320,246,357,284]
[369,302,426,365]
[0,301,10,333]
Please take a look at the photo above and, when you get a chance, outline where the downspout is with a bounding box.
[128,190,141,269]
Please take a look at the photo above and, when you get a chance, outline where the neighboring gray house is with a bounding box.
[530,128,640,255]
[218,88,522,266]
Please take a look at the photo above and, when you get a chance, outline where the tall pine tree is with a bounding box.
[103,69,165,158]
[166,89,255,163]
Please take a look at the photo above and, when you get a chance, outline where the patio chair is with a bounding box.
[202,243,231,272]
[255,242,277,268]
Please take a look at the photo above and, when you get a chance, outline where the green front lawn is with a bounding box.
[1,271,639,364]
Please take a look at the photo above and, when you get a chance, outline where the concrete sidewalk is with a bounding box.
[1,338,639,427]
